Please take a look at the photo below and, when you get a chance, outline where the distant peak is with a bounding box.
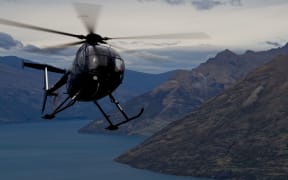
[245,50,255,55]
[215,49,237,58]
[283,42,288,48]
[222,49,235,54]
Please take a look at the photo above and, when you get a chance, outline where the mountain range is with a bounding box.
[80,43,288,136]
[0,56,173,123]
[116,54,288,179]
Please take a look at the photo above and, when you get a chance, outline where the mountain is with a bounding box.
[116,55,288,179]
[80,43,288,136]
[114,70,175,101]
[0,56,171,123]
[0,57,41,122]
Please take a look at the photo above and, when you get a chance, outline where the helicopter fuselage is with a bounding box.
[22,43,143,129]
[66,43,125,101]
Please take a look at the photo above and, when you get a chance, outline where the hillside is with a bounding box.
[115,70,175,101]
[0,56,94,122]
[0,57,41,122]
[0,56,171,123]
[80,43,288,136]
[116,55,288,179]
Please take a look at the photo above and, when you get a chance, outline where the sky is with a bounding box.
[0,0,288,73]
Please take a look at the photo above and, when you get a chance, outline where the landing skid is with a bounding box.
[94,94,144,130]
[42,92,78,120]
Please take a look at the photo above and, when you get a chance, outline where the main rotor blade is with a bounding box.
[43,41,85,50]
[0,18,84,39]
[109,43,170,61]
[108,43,130,52]
[74,3,102,34]
[108,32,210,40]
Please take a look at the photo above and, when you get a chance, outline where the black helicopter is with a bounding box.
[0,3,209,130]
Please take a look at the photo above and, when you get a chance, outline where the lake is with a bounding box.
[0,120,207,180]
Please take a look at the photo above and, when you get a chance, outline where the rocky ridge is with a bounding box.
[116,55,288,179]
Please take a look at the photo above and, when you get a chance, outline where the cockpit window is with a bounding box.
[74,44,88,69]
[74,44,124,73]
[115,58,124,72]
[88,55,108,70]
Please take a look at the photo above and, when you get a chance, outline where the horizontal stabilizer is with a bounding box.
[23,61,66,74]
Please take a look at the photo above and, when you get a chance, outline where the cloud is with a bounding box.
[164,0,186,5]
[2,0,18,3]
[0,32,78,69]
[138,0,186,5]
[0,32,222,74]
[191,0,223,10]
[191,0,242,10]
[137,0,242,9]
[122,45,220,73]
[0,32,77,56]
[22,44,78,57]
[138,0,152,1]
[122,50,171,61]
[0,32,23,50]
[230,0,242,6]
[266,41,281,47]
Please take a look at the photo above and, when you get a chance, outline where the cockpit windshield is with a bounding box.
[73,44,124,73]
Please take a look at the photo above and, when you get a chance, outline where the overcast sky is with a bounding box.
[0,0,288,73]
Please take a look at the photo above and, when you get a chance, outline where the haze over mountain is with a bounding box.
[116,54,288,179]
[0,56,172,123]
[80,43,288,136]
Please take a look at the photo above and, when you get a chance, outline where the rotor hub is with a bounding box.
[86,33,105,45]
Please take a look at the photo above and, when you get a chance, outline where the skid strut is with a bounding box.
[94,94,144,130]
[42,92,79,120]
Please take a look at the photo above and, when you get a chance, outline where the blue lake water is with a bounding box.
[0,120,207,180]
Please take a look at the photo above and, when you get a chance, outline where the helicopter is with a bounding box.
[0,3,209,130]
